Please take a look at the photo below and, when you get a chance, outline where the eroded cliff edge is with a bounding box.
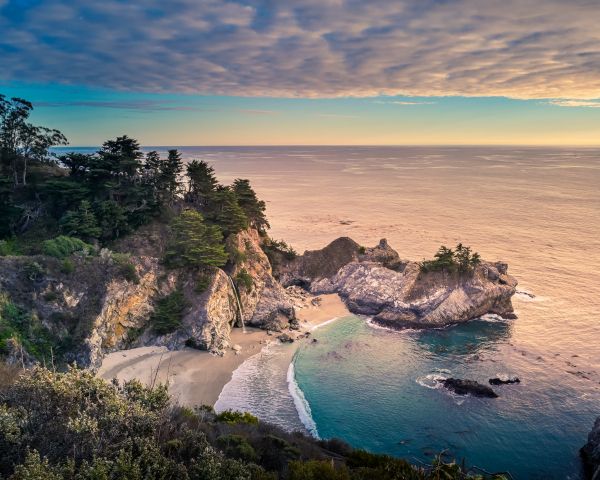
[276,237,518,329]
[0,232,517,369]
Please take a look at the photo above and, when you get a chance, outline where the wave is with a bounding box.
[310,316,340,332]
[287,361,320,439]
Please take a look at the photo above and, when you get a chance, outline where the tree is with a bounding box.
[213,187,248,237]
[185,160,217,206]
[94,200,131,240]
[160,149,183,204]
[233,179,269,232]
[0,95,67,186]
[59,200,101,240]
[164,210,228,268]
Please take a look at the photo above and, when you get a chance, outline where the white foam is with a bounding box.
[479,313,509,323]
[287,361,320,439]
[309,316,340,332]
[365,317,419,334]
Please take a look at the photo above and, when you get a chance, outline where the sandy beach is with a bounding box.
[97,293,350,407]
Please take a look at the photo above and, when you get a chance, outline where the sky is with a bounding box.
[1,0,600,146]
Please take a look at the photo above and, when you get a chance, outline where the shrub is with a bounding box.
[215,410,259,425]
[288,460,350,480]
[195,271,212,293]
[0,239,22,256]
[235,268,253,291]
[150,290,187,334]
[60,258,74,274]
[111,253,140,284]
[42,236,94,258]
[23,261,45,282]
[217,434,258,463]
[43,291,59,302]
[358,246,366,254]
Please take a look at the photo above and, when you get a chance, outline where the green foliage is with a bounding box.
[289,460,350,480]
[94,199,131,240]
[358,246,366,254]
[111,252,139,284]
[420,243,481,274]
[150,290,187,334]
[236,268,253,291]
[217,434,258,463]
[232,179,270,232]
[213,187,249,236]
[185,159,218,206]
[60,258,74,274]
[195,270,212,293]
[42,235,94,258]
[0,238,22,256]
[23,261,45,282]
[164,210,228,269]
[215,410,259,425]
[59,200,101,240]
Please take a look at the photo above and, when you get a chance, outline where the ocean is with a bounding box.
[56,146,600,478]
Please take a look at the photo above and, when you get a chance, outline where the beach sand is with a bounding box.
[97,293,349,407]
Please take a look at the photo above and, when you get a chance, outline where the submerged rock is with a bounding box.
[277,237,518,329]
[440,378,499,398]
[581,417,600,479]
[489,376,520,385]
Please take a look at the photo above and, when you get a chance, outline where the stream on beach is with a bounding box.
[56,146,600,479]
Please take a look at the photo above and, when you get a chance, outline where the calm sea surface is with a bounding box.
[58,146,600,478]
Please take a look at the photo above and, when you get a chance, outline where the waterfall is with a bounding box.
[227,274,246,333]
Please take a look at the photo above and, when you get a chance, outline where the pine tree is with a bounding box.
[59,200,101,240]
[185,159,217,206]
[160,149,183,203]
[232,179,269,232]
[213,187,248,237]
[164,209,228,268]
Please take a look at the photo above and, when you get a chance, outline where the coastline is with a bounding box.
[97,293,350,407]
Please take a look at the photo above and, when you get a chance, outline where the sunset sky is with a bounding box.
[1,0,600,146]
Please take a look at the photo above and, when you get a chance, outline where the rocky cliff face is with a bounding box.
[581,417,600,480]
[277,238,518,329]
[0,227,294,369]
[227,228,295,331]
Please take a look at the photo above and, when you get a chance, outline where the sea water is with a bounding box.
[55,146,600,478]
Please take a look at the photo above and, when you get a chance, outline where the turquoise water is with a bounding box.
[294,314,598,479]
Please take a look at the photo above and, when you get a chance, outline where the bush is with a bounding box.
[217,434,258,463]
[358,246,366,254]
[23,261,45,282]
[235,268,253,291]
[42,236,94,258]
[215,410,259,425]
[59,258,74,274]
[150,290,187,334]
[111,253,140,284]
[195,271,212,293]
[0,238,22,256]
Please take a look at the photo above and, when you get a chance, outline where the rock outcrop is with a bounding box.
[227,228,295,331]
[277,237,518,329]
[440,378,499,398]
[0,227,296,368]
[581,417,600,480]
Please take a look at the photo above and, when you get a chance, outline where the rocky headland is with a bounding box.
[277,237,518,330]
[582,417,600,480]
[0,230,518,371]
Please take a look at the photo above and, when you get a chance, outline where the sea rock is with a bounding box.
[581,417,600,479]
[440,378,499,398]
[489,376,520,385]
[277,238,518,329]
[278,333,294,343]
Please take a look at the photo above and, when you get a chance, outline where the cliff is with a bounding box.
[276,238,518,329]
[0,226,295,369]
[582,417,600,479]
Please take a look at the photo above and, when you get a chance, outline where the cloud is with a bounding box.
[34,100,202,111]
[547,99,600,108]
[1,0,600,99]
[374,100,436,105]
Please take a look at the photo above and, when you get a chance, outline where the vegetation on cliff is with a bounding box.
[420,244,481,274]
[0,365,509,480]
